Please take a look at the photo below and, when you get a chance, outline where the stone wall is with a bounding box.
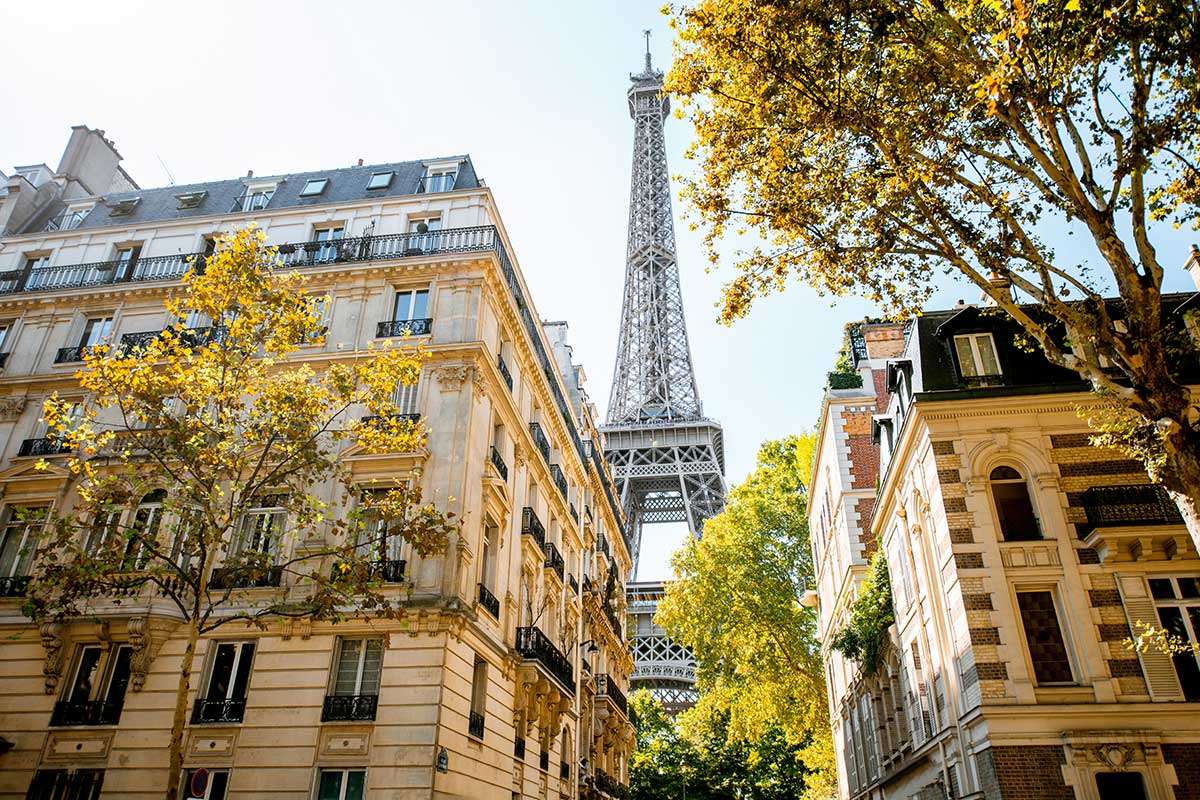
[976,746,1074,800]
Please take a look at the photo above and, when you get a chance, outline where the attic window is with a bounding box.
[299,178,329,197]
[108,198,141,217]
[175,190,208,210]
[366,171,394,190]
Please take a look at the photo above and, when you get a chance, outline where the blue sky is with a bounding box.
[2,1,1196,579]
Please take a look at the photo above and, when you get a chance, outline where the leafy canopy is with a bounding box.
[829,551,896,676]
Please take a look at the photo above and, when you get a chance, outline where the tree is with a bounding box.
[25,226,458,800]
[655,435,835,799]
[666,0,1200,548]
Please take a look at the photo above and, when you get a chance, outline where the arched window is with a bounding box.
[989,466,1041,541]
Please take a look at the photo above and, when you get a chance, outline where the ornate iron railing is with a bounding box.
[0,252,205,295]
[516,626,574,694]
[49,699,122,727]
[595,674,628,716]
[331,559,406,583]
[375,317,433,338]
[595,769,629,799]
[18,437,71,457]
[588,441,624,544]
[0,575,30,597]
[550,464,568,500]
[1080,484,1183,533]
[528,422,551,464]
[489,446,508,481]
[543,542,564,580]
[119,325,223,355]
[497,354,513,390]
[208,565,283,590]
[191,697,246,724]
[848,324,869,366]
[321,694,378,722]
[478,583,500,618]
[54,344,102,364]
[468,710,485,739]
[360,412,422,428]
[521,507,546,552]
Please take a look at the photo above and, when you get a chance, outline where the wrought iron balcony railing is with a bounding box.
[497,354,513,391]
[54,344,101,364]
[543,542,564,581]
[468,710,485,739]
[595,674,628,716]
[521,507,546,552]
[595,769,629,799]
[360,412,421,428]
[550,464,568,500]
[321,694,378,722]
[489,446,509,481]
[1080,484,1184,534]
[568,573,579,595]
[191,697,246,724]
[516,626,574,694]
[528,422,551,464]
[0,575,30,597]
[375,317,433,338]
[49,699,123,727]
[478,583,500,618]
[0,252,205,295]
[18,437,71,458]
[119,326,224,355]
[208,565,283,590]
[330,559,406,584]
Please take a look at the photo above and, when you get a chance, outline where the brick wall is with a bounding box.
[976,746,1074,800]
[1165,744,1200,800]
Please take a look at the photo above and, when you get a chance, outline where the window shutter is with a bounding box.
[1116,573,1184,700]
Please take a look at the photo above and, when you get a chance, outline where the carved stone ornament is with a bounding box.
[41,621,64,694]
[433,365,472,392]
[0,396,27,421]
[1096,744,1135,770]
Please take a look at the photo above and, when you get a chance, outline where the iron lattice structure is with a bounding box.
[602,39,727,712]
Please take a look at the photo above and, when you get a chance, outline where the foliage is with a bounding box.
[655,435,833,798]
[829,552,895,677]
[827,371,864,390]
[26,226,457,799]
[629,690,818,800]
[665,0,1200,544]
[1124,619,1200,657]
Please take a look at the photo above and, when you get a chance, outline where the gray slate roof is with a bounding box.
[19,156,479,235]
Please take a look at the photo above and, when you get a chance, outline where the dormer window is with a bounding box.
[366,171,394,190]
[108,198,141,217]
[47,203,94,231]
[418,166,457,194]
[175,190,208,210]
[299,178,329,197]
[953,333,1001,383]
[234,185,275,213]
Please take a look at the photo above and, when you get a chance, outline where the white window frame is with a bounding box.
[953,332,1002,378]
[59,202,94,230]
[202,641,255,703]
[365,171,393,190]
[0,504,44,578]
[241,184,276,213]
[314,768,366,800]
[391,288,430,324]
[233,497,286,558]
[330,638,383,697]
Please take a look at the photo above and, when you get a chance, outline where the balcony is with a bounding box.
[595,674,628,717]
[468,710,485,739]
[321,694,378,722]
[191,697,246,724]
[521,507,546,552]
[489,446,509,482]
[119,326,224,354]
[375,317,433,338]
[0,575,30,597]
[497,354,513,391]
[1080,484,1183,534]
[543,542,564,581]
[478,583,500,618]
[516,626,574,694]
[595,769,629,799]
[331,559,406,583]
[49,700,122,727]
[550,464,568,501]
[0,252,204,295]
[568,573,579,595]
[528,422,551,463]
[360,412,421,428]
[18,437,70,458]
[54,344,100,364]
[208,565,283,590]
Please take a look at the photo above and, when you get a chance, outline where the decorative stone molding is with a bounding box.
[280,618,313,641]
[0,396,27,421]
[433,365,472,392]
[41,621,64,694]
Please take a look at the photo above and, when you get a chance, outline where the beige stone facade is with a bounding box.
[0,129,633,799]
[812,316,1200,800]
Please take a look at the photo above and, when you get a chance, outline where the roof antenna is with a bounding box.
[156,154,176,186]
[644,29,652,71]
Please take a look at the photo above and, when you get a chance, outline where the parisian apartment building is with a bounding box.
[809,273,1200,800]
[0,126,635,800]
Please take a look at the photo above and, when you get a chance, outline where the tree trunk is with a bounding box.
[166,618,201,800]
[1159,422,1200,557]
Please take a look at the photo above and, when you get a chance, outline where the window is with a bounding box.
[180,768,229,800]
[233,496,286,558]
[1149,576,1200,700]
[1096,772,1148,800]
[480,522,498,592]
[239,187,274,212]
[0,323,12,354]
[170,507,203,570]
[53,643,132,726]
[195,641,255,723]
[989,466,1041,541]
[50,203,93,231]
[953,332,1002,380]
[392,289,429,324]
[108,197,141,217]
[175,191,208,210]
[124,490,166,570]
[356,490,407,565]
[419,170,457,193]
[332,638,383,697]
[1016,590,1074,685]
[0,505,43,579]
[79,317,114,349]
[26,769,105,800]
[407,216,442,235]
[469,655,487,739]
[299,178,329,197]
[313,226,345,263]
[366,171,393,190]
[316,769,365,800]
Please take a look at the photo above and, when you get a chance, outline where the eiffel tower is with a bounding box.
[601,33,727,712]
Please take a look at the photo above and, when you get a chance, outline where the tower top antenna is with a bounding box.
[643,29,652,72]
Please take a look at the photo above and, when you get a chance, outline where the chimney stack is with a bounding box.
[246,169,254,178]
[357,158,363,166]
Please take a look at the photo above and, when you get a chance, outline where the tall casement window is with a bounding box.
[324,638,383,722]
[356,489,407,570]
[233,496,286,559]
[391,375,420,417]
[180,768,230,800]
[392,288,430,325]
[953,332,1002,382]
[989,466,1041,541]
[26,769,105,800]
[51,643,132,726]
[316,769,366,800]
[1015,590,1074,685]
[313,225,345,263]
[469,655,487,739]
[79,316,114,351]
[193,641,255,723]
[1149,576,1200,700]
[0,505,44,583]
